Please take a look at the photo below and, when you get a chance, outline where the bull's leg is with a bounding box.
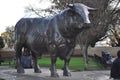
[63,48,73,76]
[82,45,88,70]
[50,53,58,77]
[15,44,24,73]
[63,59,71,76]
[32,53,41,73]
[83,50,87,70]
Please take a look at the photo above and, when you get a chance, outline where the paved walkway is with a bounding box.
[0,66,113,80]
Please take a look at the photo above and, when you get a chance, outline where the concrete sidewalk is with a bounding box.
[0,66,112,80]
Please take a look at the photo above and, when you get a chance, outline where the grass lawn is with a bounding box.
[38,57,104,70]
[0,57,104,70]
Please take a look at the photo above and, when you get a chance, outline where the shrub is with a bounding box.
[0,36,5,49]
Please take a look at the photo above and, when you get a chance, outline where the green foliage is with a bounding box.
[2,26,15,48]
[0,36,5,49]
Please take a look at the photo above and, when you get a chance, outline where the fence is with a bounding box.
[74,46,120,57]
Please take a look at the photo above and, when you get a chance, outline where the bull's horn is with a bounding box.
[87,6,97,10]
[67,4,74,8]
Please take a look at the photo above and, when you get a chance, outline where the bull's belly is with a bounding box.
[30,44,49,54]
[28,40,49,54]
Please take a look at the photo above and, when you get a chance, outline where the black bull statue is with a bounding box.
[14,3,95,77]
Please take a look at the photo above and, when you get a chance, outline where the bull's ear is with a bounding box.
[67,4,74,9]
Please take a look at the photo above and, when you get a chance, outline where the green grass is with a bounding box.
[39,57,104,70]
[0,60,15,66]
[0,57,104,70]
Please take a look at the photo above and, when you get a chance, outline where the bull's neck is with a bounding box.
[56,14,80,38]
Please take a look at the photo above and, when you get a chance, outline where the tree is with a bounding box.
[1,26,14,48]
[108,9,120,47]
[0,36,5,49]
[25,0,56,17]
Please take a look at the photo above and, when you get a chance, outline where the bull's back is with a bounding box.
[15,18,49,35]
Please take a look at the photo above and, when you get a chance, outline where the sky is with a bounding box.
[0,0,52,35]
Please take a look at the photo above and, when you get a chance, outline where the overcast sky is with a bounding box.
[0,0,51,35]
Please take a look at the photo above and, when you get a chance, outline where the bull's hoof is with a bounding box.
[34,69,42,73]
[63,72,71,76]
[51,73,59,77]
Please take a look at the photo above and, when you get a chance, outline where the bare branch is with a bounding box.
[110,0,120,15]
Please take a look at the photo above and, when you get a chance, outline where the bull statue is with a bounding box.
[14,3,95,77]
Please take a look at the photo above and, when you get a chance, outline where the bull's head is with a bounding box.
[68,3,96,24]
